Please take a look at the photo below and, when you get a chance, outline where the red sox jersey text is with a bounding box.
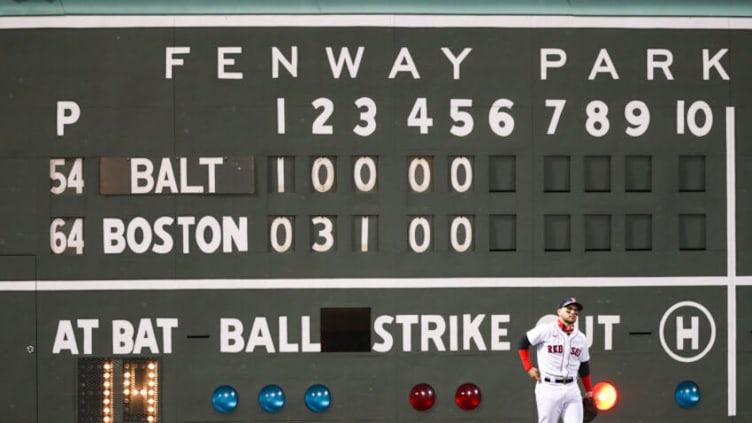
[526,321,590,378]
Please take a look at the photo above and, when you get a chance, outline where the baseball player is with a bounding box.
[518,297,593,423]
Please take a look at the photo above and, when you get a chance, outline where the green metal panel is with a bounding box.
[1,8,746,423]
[2,0,752,16]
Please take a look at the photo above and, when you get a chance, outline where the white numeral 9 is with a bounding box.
[625,100,650,137]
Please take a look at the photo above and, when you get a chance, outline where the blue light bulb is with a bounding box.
[304,384,331,413]
[674,380,700,409]
[212,385,238,413]
[258,384,285,413]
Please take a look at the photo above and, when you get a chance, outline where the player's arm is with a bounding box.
[518,334,541,381]
[578,360,593,398]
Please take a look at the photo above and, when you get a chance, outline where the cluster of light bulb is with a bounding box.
[209,381,624,415]
[146,362,158,422]
[101,362,113,423]
[409,381,621,413]
[212,384,331,414]
[408,383,482,411]
[122,361,159,423]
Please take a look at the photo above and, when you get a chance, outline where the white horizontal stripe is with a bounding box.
[736,276,752,285]
[0,276,732,291]
[0,281,36,291]
[0,15,750,29]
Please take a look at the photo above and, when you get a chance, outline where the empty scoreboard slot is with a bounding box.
[320,307,371,352]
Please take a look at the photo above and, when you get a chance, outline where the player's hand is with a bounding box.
[527,367,541,381]
[583,391,593,399]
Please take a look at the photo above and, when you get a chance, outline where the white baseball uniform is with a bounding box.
[526,321,590,423]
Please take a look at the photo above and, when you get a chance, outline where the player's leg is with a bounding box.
[534,383,563,423]
[559,386,584,423]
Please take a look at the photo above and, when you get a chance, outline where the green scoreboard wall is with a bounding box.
[0,14,750,423]
[0,22,736,278]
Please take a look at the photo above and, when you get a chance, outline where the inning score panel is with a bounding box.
[40,27,731,279]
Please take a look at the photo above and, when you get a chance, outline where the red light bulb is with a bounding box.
[455,383,481,410]
[409,383,436,411]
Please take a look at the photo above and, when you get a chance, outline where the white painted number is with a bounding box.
[450,216,473,252]
[280,97,670,138]
[270,217,293,253]
[547,99,653,137]
[353,157,377,192]
[489,99,515,137]
[407,98,433,134]
[449,99,474,137]
[275,157,286,193]
[545,99,566,135]
[311,157,335,192]
[50,218,84,254]
[49,158,84,194]
[353,97,377,136]
[312,97,334,134]
[359,216,370,252]
[677,100,713,137]
[625,100,650,137]
[450,157,473,193]
[409,217,431,253]
[311,216,334,252]
[276,98,286,134]
[408,158,431,193]
[586,100,610,138]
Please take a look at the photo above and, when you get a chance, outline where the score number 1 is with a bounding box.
[50,158,85,255]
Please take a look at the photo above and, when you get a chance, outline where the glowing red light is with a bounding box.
[592,382,618,411]
[409,383,436,411]
[454,383,481,410]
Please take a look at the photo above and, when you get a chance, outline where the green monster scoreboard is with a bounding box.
[1,14,751,422]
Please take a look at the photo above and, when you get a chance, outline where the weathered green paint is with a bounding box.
[2,0,752,17]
